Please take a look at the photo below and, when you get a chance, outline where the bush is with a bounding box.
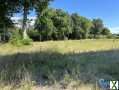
[9,29,32,46]
[28,30,41,41]
[9,29,22,46]
[106,34,113,39]
[95,35,107,39]
[22,38,32,45]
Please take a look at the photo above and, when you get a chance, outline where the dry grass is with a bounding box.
[0,39,119,90]
[0,39,119,55]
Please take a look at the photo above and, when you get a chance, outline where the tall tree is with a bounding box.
[80,16,92,39]
[71,13,92,39]
[20,0,30,39]
[0,0,17,41]
[35,9,56,40]
[17,0,53,39]
[91,18,104,38]
[35,8,72,40]
[35,0,53,16]
[52,9,72,40]
[71,13,82,39]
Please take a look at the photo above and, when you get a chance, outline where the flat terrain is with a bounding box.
[1,39,119,55]
[0,39,119,90]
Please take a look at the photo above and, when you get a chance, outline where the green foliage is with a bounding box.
[71,14,92,39]
[36,17,55,40]
[9,29,23,46]
[101,27,111,35]
[80,17,92,38]
[0,0,53,42]
[9,29,32,46]
[0,0,17,42]
[52,9,73,39]
[0,0,112,42]
[28,30,41,41]
[22,38,32,45]
[35,8,72,40]
[34,8,112,41]
[90,19,104,37]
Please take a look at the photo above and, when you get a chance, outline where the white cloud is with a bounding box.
[11,17,22,20]
[11,16,36,21]
[11,16,36,28]
[109,27,119,34]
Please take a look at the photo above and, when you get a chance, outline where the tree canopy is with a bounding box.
[32,8,111,41]
[0,1,112,42]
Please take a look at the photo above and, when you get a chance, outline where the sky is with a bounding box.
[50,0,119,33]
[13,0,119,33]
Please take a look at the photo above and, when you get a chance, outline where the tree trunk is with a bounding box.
[3,23,6,41]
[22,6,28,39]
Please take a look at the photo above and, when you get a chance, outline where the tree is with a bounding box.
[35,8,55,41]
[71,13,92,39]
[35,8,72,40]
[0,0,16,41]
[16,0,53,39]
[80,16,92,39]
[52,9,72,40]
[35,15,55,40]
[101,27,111,35]
[33,10,112,41]
[20,0,30,39]
[35,0,53,17]
[91,18,104,38]
[71,13,83,39]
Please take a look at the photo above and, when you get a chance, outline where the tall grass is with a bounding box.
[0,39,119,90]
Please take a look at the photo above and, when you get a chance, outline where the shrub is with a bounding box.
[9,29,32,46]
[22,38,32,45]
[95,35,107,39]
[28,30,41,41]
[9,29,23,46]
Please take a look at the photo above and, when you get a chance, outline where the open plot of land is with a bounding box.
[1,39,119,55]
[0,39,119,90]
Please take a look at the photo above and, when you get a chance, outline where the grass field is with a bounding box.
[0,39,119,90]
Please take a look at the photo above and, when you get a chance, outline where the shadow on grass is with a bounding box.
[0,49,119,86]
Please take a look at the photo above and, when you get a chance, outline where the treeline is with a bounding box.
[28,8,111,41]
[0,0,113,43]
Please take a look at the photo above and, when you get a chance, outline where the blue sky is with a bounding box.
[13,0,119,33]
